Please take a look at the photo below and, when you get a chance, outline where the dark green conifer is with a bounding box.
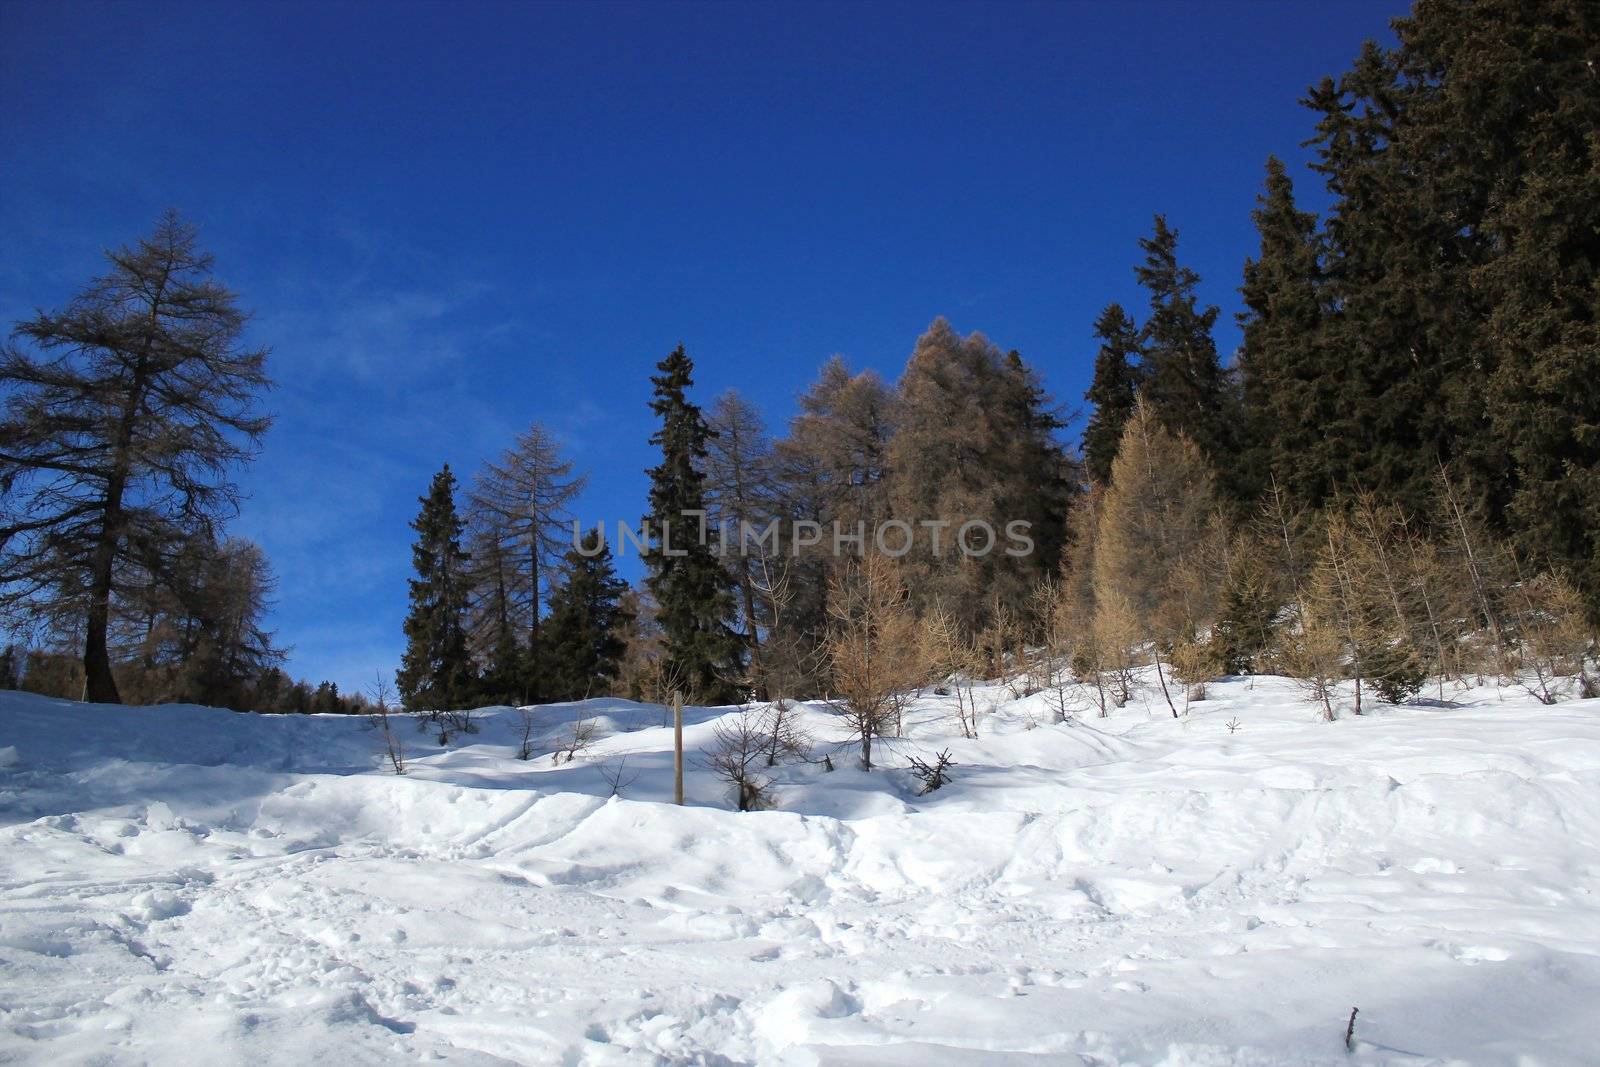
[644,346,743,702]
[1082,303,1142,485]
[397,465,476,711]
[1238,156,1328,505]
[1133,216,1238,492]
[539,529,631,702]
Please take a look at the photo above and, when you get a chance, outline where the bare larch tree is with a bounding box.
[466,422,585,654]
[0,212,271,703]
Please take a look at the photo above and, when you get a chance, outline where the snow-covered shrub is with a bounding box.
[1506,571,1594,705]
[907,749,955,794]
[760,699,811,767]
[1364,641,1426,705]
[515,708,537,760]
[703,709,774,811]
[552,713,603,764]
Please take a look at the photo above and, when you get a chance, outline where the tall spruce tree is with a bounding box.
[1294,0,1600,610]
[397,465,475,711]
[644,345,742,702]
[1455,0,1600,609]
[1082,303,1142,485]
[998,349,1073,586]
[0,212,272,703]
[539,528,631,702]
[1302,41,1472,523]
[1133,216,1238,494]
[1238,156,1329,505]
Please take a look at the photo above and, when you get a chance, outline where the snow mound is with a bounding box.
[1,677,1598,1064]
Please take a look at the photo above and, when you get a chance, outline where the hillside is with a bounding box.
[2,677,1598,1065]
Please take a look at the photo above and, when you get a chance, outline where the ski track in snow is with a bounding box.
[0,676,1598,1065]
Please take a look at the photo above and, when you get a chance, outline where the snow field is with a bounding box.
[1,673,1598,1065]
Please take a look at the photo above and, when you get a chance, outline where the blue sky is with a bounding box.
[0,0,1404,694]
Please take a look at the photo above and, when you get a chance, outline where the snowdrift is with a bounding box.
[1,676,1598,1065]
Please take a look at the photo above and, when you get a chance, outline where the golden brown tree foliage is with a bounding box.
[824,554,923,769]
[1092,399,1228,715]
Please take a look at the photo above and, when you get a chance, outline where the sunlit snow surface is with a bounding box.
[2,674,1598,1065]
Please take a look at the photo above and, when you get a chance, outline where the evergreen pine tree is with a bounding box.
[998,349,1074,588]
[644,345,743,702]
[1133,216,1238,495]
[1082,303,1142,485]
[1208,536,1278,675]
[0,644,19,690]
[1302,42,1473,523]
[1295,0,1600,610]
[1238,156,1328,505]
[480,589,526,706]
[312,680,341,714]
[1457,0,1600,610]
[397,465,476,711]
[539,528,631,702]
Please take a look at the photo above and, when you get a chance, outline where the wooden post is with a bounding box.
[672,689,684,805]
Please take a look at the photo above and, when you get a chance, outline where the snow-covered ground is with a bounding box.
[1,673,1598,1066]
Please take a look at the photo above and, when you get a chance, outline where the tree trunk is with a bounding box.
[80,262,170,705]
[1153,649,1178,717]
[82,570,121,703]
[529,526,540,647]
[740,576,765,699]
[83,455,132,705]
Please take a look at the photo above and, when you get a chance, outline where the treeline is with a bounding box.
[3,0,1595,722]
[605,0,1599,714]
[0,643,370,715]
[390,456,629,711]
[388,324,1072,712]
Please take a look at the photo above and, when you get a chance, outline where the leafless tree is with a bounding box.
[1436,461,1510,666]
[703,707,774,810]
[1032,579,1091,723]
[466,422,586,654]
[552,711,603,764]
[1504,565,1594,704]
[921,607,981,738]
[427,707,477,746]
[0,212,272,703]
[907,749,956,794]
[599,756,639,797]
[1274,524,1370,722]
[366,672,405,774]
[760,698,811,766]
[514,707,537,760]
